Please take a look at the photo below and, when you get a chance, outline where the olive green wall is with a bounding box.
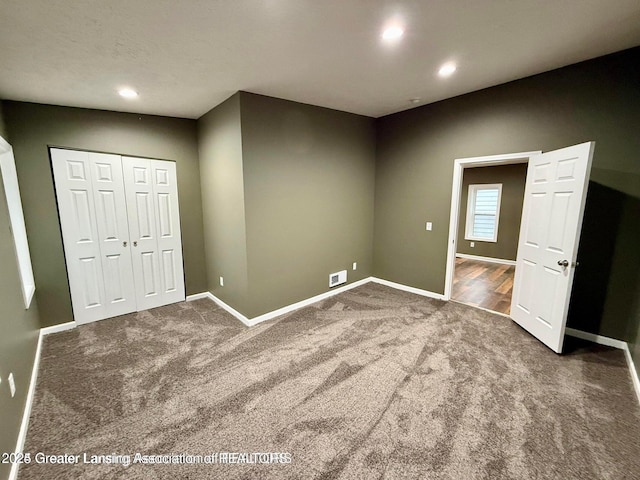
[197,93,250,311]
[615,196,640,369]
[239,92,376,317]
[374,47,640,349]
[2,101,207,328]
[0,151,42,480]
[457,163,527,261]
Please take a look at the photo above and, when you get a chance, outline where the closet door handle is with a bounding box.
[123,241,128,247]
[133,241,138,247]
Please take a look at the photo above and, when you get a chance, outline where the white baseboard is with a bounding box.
[40,321,76,336]
[564,327,627,349]
[622,343,640,407]
[9,332,44,480]
[370,277,446,300]
[455,253,516,266]
[186,292,212,302]
[204,292,252,327]
[206,277,373,327]
[565,327,640,406]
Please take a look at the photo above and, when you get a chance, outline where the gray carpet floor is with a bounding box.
[19,283,640,479]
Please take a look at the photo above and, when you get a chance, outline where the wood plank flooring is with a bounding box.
[452,257,515,314]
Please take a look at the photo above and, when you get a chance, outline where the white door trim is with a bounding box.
[444,151,541,301]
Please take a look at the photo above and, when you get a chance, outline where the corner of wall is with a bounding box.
[197,92,250,316]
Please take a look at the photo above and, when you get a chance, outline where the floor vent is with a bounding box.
[329,270,347,288]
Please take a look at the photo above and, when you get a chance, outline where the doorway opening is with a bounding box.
[450,161,528,314]
[444,151,540,315]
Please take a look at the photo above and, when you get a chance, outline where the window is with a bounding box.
[465,183,502,243]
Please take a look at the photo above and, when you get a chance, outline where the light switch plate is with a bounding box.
[8,373,16,398]
[426,222,433,231]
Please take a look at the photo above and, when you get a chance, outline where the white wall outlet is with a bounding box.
[470,242,475,247]
[426,222,433,231]
[352,262,357,270]
[8,372,16,398]
[219,276,224,287]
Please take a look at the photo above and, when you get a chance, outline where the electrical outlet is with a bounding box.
[352,262,357,270]
[219,276,224,287]
[8,373,16,398]
[426,222,433,231]
[470,242,475,247]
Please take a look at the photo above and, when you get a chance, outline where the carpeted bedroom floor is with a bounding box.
[18,283,640,479]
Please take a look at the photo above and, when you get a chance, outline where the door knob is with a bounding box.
[123,241,128,247]
[557,259,569,267]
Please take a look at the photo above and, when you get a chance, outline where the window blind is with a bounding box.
[472,188,499,239]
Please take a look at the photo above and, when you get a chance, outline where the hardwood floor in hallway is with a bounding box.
[452,257,515,315]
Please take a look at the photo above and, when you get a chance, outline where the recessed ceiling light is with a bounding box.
[118,88,138,99]
[382,26,404,41]
[409,98,421,104]
[438,62,457,78]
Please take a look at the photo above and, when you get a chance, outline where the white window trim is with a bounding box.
[464,183,502,243]
[0,135,36,308]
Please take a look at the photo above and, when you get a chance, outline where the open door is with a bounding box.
[510,142,595,353]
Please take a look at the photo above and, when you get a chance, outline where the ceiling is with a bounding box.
[1,1,640,119]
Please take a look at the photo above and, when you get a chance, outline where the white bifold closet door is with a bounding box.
[51,148,185,325]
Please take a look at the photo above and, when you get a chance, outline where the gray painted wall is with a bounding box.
[618,197,640,368]
[240,92,376,317]
[374,47,640,354]
[2,102,207,327]
[457,164,527,261]
[197,94,250,311]
[0,145,42,480]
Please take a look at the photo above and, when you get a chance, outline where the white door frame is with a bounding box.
[443,150,542,301]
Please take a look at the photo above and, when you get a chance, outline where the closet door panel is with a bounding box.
[89,153,136,317]
[51,149,108,324]
[122,156,163,310]
[152,160,185,303]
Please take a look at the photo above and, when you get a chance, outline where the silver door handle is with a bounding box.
[123,241,127,247]
[133,241,138,247]
[557,260,569,267]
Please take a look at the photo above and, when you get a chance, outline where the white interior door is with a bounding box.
[510,142,595,353]
[122,156,185,310]
[51,149,136,324]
